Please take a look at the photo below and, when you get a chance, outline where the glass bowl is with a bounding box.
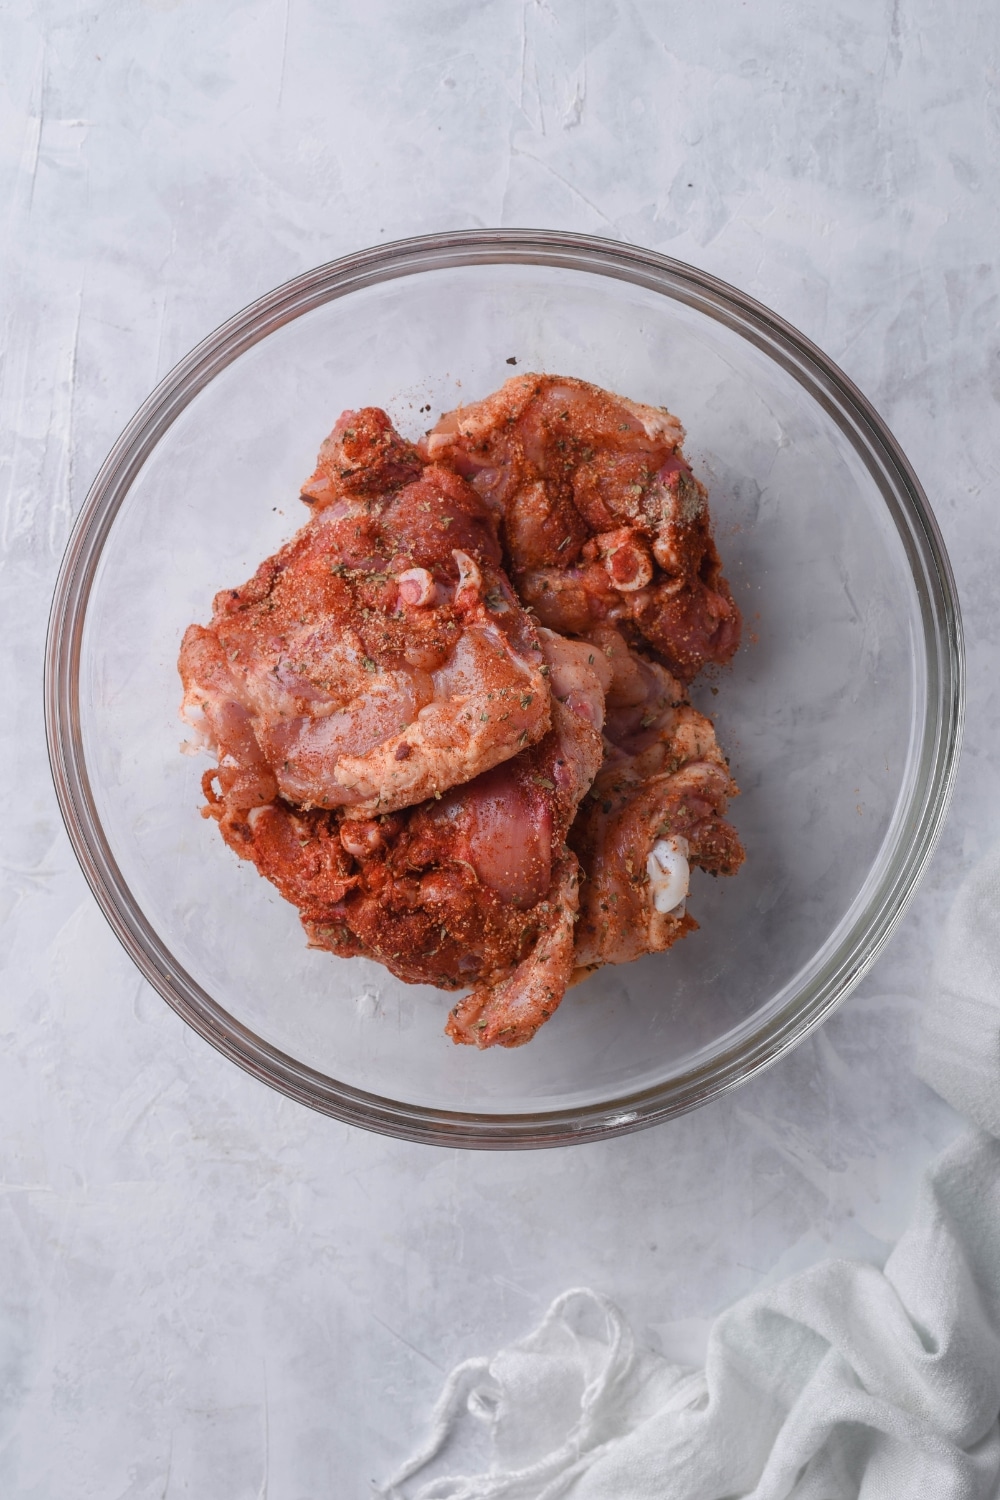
[45,230,964,1148]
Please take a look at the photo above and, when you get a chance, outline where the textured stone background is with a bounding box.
[2,1,998,1492]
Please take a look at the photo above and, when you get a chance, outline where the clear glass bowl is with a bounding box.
[45,230,964,1148]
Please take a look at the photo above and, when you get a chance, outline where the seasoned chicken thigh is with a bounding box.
[443,629,608,1046]
[180,409,550,826]
[570,626,744,972]
[423,374,741,683]
[213,629,607,1048]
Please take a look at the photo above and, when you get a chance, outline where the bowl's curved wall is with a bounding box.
[46,232,963,1146]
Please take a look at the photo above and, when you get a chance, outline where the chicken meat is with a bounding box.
[180,384,745,1052]
[422,374,741,684]
[570,626,744,972]
[211,629,607,1048]
[179,408,551,828]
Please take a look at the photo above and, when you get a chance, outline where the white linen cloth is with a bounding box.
[379,846,1000,1499]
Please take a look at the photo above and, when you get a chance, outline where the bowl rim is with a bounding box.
[44,227,965,1149]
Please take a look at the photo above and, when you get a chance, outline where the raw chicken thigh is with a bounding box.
[568,627,743,972]
[180,409,550,828]
[422,374,741,683]
[213,629,607,1047]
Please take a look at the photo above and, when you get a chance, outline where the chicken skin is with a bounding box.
[210,629,607,1048]
[180,409,550,826]
[422,374,741,684]
[570,627,744,972]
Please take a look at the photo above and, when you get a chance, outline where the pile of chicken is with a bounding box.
[179,375,744,1048]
